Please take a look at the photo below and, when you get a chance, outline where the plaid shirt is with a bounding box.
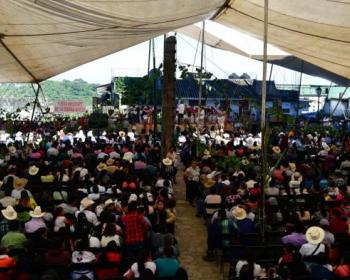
[122,213,148,245]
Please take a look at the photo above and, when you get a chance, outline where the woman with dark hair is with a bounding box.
[235,250,262,279]
[153,200,176,234]
[71,239,96,280]
[101,223,122,248]
[154,246,180,278]
[124,250,156,279]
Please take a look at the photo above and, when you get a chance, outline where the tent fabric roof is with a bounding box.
[214,0,350,85]
[0,0,225,82]
[178,24,350,86]
[1,0,350,84]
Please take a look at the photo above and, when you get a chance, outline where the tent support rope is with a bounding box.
[330,85,349,118]
[296,61,304,121]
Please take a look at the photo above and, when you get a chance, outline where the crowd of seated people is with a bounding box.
[0,126,188,280]
[180,129,350,279]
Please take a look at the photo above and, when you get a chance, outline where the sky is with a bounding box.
[51,21,332,86]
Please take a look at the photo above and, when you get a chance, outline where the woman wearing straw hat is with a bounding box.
[299,226,326,266]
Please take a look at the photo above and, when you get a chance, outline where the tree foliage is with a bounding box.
[0,79,98,107]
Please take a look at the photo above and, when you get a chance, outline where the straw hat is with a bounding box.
[106,158,115,166]
[29,206,45,218]
[241,157,250,166]
[289,162,296,172]
[29,165,39,176]
[106,165,118,174]
[203,149,210,156]
[1,205,17,220]
[119,131,126,137]
[13,178,28,190]
[162,158,173,166]
[232,207,247,220]
[80,197,95,210]
[305,226,325,245]
[203,178,216,189]
[123,152,134,163]
[272,146,281,154]
[104,199,115,207]
[322,142,330,152]
[249,154,258,160]
[128,193,138,204]
[8,146,16,155]
[97,163,107,172]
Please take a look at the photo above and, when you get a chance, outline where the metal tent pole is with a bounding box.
[296,61,304,122]
[260,0,269,244]
[152,39,157,145]
[198,21,205,126]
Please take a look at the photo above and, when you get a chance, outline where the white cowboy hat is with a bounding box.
[322,142,330,152]
[128,193,138,204]
[203,149,210,156]
[123,152,134,163]
[1,205,17,220]
[162,158,173,166]
[305,226,325,245]
[29,165,39,176]
[80,197,95,210]
[241,158,250,166]
[104,199,115,207]
[29,206,45,218]
[232,207,247,220]
[119,131,126,137]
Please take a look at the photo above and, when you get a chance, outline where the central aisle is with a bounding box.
[174,166,223,280]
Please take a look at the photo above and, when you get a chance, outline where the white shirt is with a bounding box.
[89,236,101,248]
[101,235,122,247]
[178,104,185,114]
[54,216,67,232]
[299,243,325,257]
[128,261,156,278]
[72,251,96,263]
[205,195,222,214]
[235,261,262,277]
[76,210,100,226]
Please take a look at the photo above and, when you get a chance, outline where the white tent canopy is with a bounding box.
[0,0,349,83]
[213,0,350,84]
[0,0,225,82]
